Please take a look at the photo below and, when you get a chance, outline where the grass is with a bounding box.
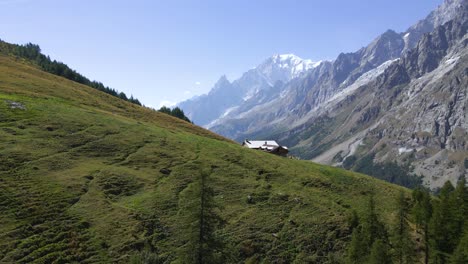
[0,54,409,263]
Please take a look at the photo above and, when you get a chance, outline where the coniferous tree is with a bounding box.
[157,106,191,123]
[176,169,224,264]
[171,107,191,123]
[450,231,468,264]
[368,239,392,264]
[452,177,468,246]
[158,106,172,115]
[347,227,367,264]
[361,194,388,248]
[347,195,389,264]
[348,210,360,231]
[412,187,432,264]
[430,181,456,264]
[392,191,415,264]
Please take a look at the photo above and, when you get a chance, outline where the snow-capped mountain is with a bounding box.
[178,54,320,126]
[206,0,467,189]
[256,54,321,83]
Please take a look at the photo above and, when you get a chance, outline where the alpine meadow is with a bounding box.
[1,0,467,263]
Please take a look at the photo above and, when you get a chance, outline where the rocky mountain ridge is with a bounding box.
[178,54,320,126]
[181,0,468,189]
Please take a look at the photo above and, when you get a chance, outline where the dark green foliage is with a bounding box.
[158,106,191,123]
[430,182,458,263]
[347,228,367,264]
[412,187,433,264]
[130,249,162,264]
[453,177,468,244]
[177,170,224,263]
[350,153,422,188]
[343,155,357,170]
[368,239,392,264]
[0,40,142,105]
[158,106,172,115]
[361,195,388,248]
[346,195,389,264]
[392,191,415,264]
[347,210,360,231]
[409,179,468,264]
[430,179,468,264]
[451,232,468,264]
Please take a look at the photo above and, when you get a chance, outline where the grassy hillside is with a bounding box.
[0,54,408,263]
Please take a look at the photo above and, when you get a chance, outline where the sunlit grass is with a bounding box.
[0,54,408,263]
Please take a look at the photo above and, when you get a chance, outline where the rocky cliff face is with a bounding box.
[207,0,467,189]
[305,6,467,189]
[402,0,467,52]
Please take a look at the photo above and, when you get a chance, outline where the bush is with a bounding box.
[342,155,357,169]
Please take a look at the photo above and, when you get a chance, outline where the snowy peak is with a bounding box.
[272,53,322,75]
[178,53,323,126]
[255,53,321,84]
[270,53,313,68]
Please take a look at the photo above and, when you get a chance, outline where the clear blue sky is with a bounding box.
[0,0,441,108]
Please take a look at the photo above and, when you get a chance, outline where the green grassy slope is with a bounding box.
[0,54,408,263]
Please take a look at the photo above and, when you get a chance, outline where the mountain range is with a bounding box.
[179,0,468,189]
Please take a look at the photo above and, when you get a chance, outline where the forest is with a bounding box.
[347,178,468,264]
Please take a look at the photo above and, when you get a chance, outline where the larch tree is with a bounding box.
[176,169,224,264]
[412,187,432,264]
[392,191,415,264]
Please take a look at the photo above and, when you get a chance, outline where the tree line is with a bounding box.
[342,153,423,189]
[347,177,468,264]
[0,40,142,105]
[158,106,192,123]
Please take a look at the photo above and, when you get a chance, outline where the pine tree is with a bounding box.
[430,181,456,264]
[347,195,389,264]
[176,169,224,263]
[158,106,172,115]
[392,191,415,264]
[157,106,191,123]
[368,239,392,264]
[347,227,367,264]
[361,194,388,248]
[348,209,360,231]
[450,231,468,264]
[171,107,191,123]
[412,187,432,264]
[452,177,468,247]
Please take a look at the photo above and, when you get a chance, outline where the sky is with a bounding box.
[0,0,442,108]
